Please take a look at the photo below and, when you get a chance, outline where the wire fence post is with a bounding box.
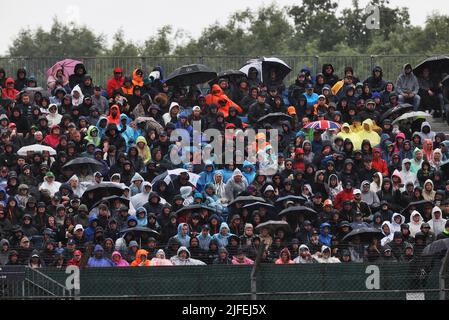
[370,55,376,72]
[439,251,449,300]
[250,241,265,300]
[313,56,320,76]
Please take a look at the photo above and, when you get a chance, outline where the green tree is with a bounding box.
[141,25,173,56]
[8,18,105,57]
[106,29,141,57]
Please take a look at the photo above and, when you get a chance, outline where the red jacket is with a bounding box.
[106,68,124,98]
[372,148,389,176]
[334,189,354,210]
[2,78,19,100]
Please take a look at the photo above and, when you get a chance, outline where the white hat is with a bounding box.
[299,244,309,251]
[353,189,362,195]
[192,106,201,111]
[74,224,84,232]
[318,95,326,99]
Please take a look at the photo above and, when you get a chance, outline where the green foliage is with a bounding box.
[5,3,449,58]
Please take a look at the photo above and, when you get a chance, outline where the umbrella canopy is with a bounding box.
[422,238,449,256]
[255,220,291,235]
[275,195,307,204]
[401,200,434,216]
[17,144,56,156]
[443,75,449,87]
[91,195,130,210]
[242,202,275,210]
[217,70,246,78]
[304,120,341,130]
[342,227,384,243]
[391,111,432,125]
[240,57,292,83]
[134,117,164,134]
[379,103,414,122]
[120,227,160,240]
[257,113,292,124]
[62,157,103,171]
[46,59,83,78]
[228,196,266,207]
[151,169,200,188]
[413,56,449,77]
[20,87,50,101]
[175,204,215,216]
[278,206,317,220]
[81,182,125,209]
[165,64,217,87]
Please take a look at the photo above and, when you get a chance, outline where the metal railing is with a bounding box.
[0,54,436,90]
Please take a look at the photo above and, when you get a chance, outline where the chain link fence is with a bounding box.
[0,55,432,89]
[2,257,447,300]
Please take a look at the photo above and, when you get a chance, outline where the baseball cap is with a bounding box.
[299,244,310,251]
[318,94,326,99]
[323,199,333,206]
[192,106,201,111]
[74,224,84,232]
[353,189,362,195]
[305,84,313,89]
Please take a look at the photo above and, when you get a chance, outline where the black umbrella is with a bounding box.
[240,57,292,82]
[257,113,292,124]
[228,196,266,207]
[342,227,383,243]
[380,103,414,122]
[81,182,125,208]
[442,75,449,87]
[165,64,217,87]
[422,238,449,256]
[278,206,317,220]
[414,56,449,77]
[175,204,215,216]
[119,227,160,243]
[242,202,275,210]
[217,70,246,78]
[255,220,291,235]
[275,195,307,204]
[62,157,103,170]
[91,195,130,210]
[401,200,433,216]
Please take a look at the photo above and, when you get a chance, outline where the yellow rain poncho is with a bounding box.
[357,119,381,147]
[337,123,361,150]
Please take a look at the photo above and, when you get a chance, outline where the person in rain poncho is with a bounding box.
[428,206,447,236]
[107,105,121,125]
[135,207,148,227]
[87,245,114,267]
[400,158,418,189]
[381,221,394,246]
[174,223,191,247]
[111,251,130,267]
[131,249,151,267]
[84,125,102,147]
[150,249,174,266]
[423,179,436,202]
[197,160,216,192]
[46,104,62,127]
[118,114,137,148]
[205,84,242,117]
[136,136,151,165]
[212,222,234,248]
[370,172,383,193]
[224,169,248,203]
[130,181,152,209]
[391,213,406,233]
[408,211,424,237]
[358,119,380,148]
[39,172,61,197]
[312,245,340,263]
[71,85,84,107]
[338,123,361,150]
[129,172,144,196]
[170,246,206,266]
[418,121,436,142]
[68,175,85,198]
[410,148,424,174]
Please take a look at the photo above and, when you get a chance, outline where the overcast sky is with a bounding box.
[0,0,445,54]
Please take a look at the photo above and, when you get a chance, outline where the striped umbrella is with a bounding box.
[304,120,341,130]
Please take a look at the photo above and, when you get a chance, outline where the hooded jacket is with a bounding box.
[87,245,114,267]
[400,158,417,188]
[408,210,424,237]
[410,148,424,174]
[422,179,436,201]
[136,136,151,164]
[132,69,144,87]
[205,84,242,117]
[43,124,60,149]
[391,213,406,233]
[212,222,234,248]
[224,169,248,202]
[170,246,206,266]
[197,160,216,192]
[2,78,19,100]
[359,119,381,147]
[130,181,152,209]
[112,251,130,267]
[69,63,87,89]
[396,63,419,95]
[381,221,394,246]
[428,206,447,236]
[361,180,380,206]
[174,223,191,247]
[106,68,124,98]
[70,85,84,106]
[130,249,151,266]
[107,105,121,125]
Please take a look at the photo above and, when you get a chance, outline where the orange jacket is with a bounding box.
[132,69,144,87]
[205,84,242,117]
[2,78,19,100]
[107,105,121,125]
[131,249,151,266]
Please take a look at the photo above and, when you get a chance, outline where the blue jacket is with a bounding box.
[87,245,114,267]
[197,232,213,251]
[174,223,191,247]
[85,216,98,242]
[118,114,138,149]
[136,207,148,227]
[197,161,216,192]
[242,161,256,185]
[304,92,319,107]
[319,223,333,247]
[212,222,234,248]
